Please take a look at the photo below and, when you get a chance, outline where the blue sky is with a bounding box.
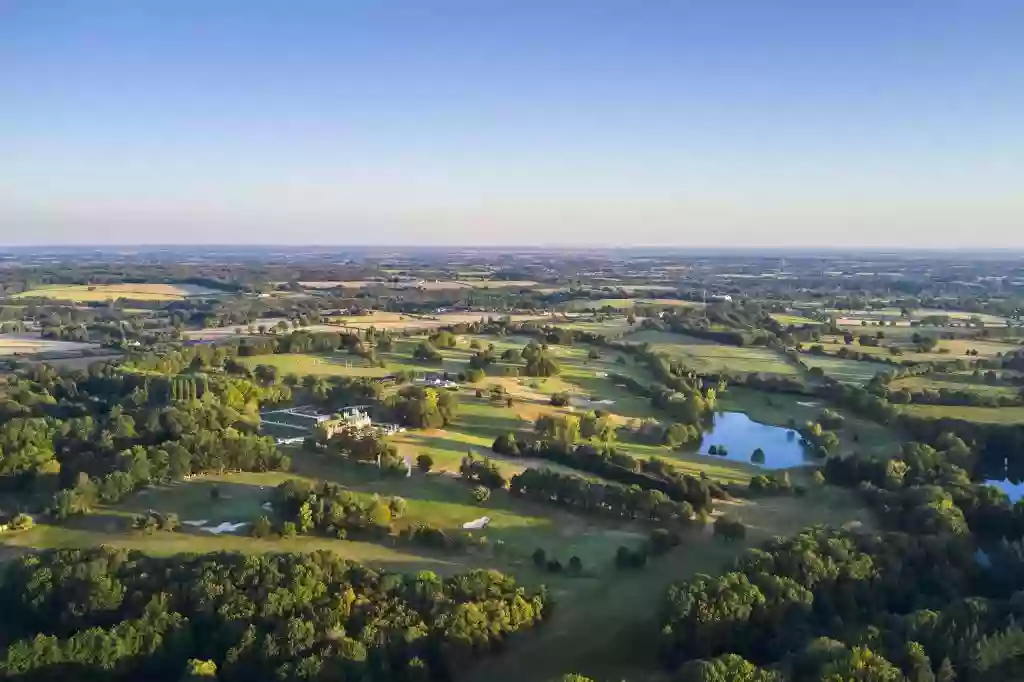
[1,0,1022,247]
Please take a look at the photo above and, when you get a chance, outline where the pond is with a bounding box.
[986,479,1024,503]
[696,411,810,469]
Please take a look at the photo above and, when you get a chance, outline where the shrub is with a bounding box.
[532,547,547,568]
[471,485,491,504]
[550,392,570,407]
[546,559,563,573]
[649,528,681,555]
[280,521,298,539]
[750,448,766,464]
[492,432,521,456]
[615,545,648,569]
[714,515,746,541]
[251,515,272,538]
[568,555,583,574]
[9,513,34,531]
[416,454,434,473]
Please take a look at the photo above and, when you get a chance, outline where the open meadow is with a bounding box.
[899,404,1024,424]
[889,373,1022,399]
[625,328,800,376]
[814,332,1019,364]
[800,353,891,385]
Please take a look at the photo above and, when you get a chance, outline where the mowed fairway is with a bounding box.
[625,328,800,376]
[12,283,218,301]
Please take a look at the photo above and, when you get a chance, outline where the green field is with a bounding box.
[801,354,890,385]
[815,333,1019,364]
[771,313,823,326]
[563,298,700,311]
[890,373,1022,399]
[625,329,800,376]
[900,404,1024,424]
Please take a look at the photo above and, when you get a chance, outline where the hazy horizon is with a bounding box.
[3,1,1022,247]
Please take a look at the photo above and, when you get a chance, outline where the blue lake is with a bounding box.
[696,411,811,469]
[986,479,1024,503]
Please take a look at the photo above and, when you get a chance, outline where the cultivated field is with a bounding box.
[0,334,101,356]
[12,283,219,301]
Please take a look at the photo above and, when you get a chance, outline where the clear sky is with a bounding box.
[1,0,1022,247]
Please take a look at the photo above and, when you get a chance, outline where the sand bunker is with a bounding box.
[462,516,490,530]
[183,519,249,535]
[202,522,249,535]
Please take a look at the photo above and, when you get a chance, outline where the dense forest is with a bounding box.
[0,549,548,681]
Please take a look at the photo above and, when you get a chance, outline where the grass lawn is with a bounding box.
[242,352,391,378]
[625,329,800,376]
[12,283,217,301]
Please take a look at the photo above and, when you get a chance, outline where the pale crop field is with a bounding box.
[0,334,100,356]
[13,283,218,301]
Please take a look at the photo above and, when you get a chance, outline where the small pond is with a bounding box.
[697,411,810,469]
[986,479,1024,503]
